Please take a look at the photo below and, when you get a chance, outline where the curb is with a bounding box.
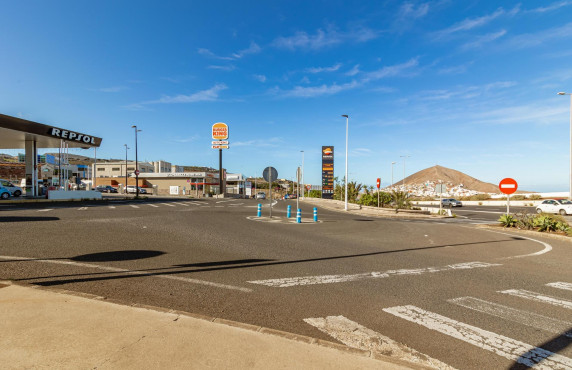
[475,224,572,243]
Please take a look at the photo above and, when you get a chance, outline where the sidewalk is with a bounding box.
[0,282,420,369]
[300,198,443,219]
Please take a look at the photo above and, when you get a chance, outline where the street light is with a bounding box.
[558,92,572,200]
[342,114,349,211]
[300,150,304,199]
[131,125,142,198]
[391,162,396,189]
[124,144,129,194]
[400,155,410,190]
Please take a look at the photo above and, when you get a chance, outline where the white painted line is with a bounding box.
[448,297,572,338]
[189,202,203,205]
[78,207,88,211]
[248,261,501,288]
[130,205,139,209]
[216,199,236,204]
[383,305,572,369]
[499,289,572,310]
[484,230,553,259]
[215,206,224,208]
[304,315,453,369]
[0,255,252,293]
[229,203,244,206]
[147,203,159,208]
[161,203,175,207]
[108,206,116,209]
[546,282,572,292]
[37,209,54,212]
[176,202,189,206]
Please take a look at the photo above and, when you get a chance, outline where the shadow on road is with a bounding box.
[71,250,165,262]
[509,328,572,369]
[0,216,60,222]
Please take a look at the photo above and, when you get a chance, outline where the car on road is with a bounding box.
[255,192,266,200]
[95,185,118,193]
[126,185,147,194]
[0,186,11,199]
[284,193,297,199]
[441,198,462,207]
[0,179,22,197]
[535,199,572,215]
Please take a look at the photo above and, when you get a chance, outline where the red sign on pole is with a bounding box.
[376,178,381,189]
[499,178,518,194]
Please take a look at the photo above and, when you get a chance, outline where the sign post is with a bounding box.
[499,178,518,215]
[376,178,381,208]
[321,146,334,199]
[212,123,229,196]
[436,183,446,215]
[263,166,278,218]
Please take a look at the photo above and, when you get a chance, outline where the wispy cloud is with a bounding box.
[364,58,419,81]
[172,135,199,143]
[272,26,378,51]
[91,86,128,93]
[434,6,518,39]
[208,65,236,71]
[398,2,430,20]
[305,63,342,73]
[528,1,572,13]
[233,137,284,147]
[253,74,267,82]
[278,80,359,98]
[346,64,360,76]
[198,42,261,61]
[419,81,516,101]
[351,148,373,157]
[438,63,472,75]
[123,84,228,109]
[461,29,507,50]
[504,22,572,49]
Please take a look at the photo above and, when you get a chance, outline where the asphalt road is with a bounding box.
[1,198,571,369]
[424,204,572,224]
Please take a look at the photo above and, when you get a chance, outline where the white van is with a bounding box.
[0,179,23,197]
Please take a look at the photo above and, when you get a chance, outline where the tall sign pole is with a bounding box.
[499,178,518,215]
[212,122,229,197]
[321,146,334,199]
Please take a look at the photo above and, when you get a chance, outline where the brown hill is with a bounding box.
[393,165,500,193]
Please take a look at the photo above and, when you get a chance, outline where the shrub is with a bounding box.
[499,214,516,228]
[515,212,535,230]
[511,195,526,200]
[528,194,541,200]
[533,214,558,232]
[478,201,483,206]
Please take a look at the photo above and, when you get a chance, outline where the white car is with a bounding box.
[536,199,572,215]
[0,179,23,197]
[126,186,147,194]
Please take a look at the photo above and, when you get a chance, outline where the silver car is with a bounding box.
[441,198,462,207]
[255,192,266,200]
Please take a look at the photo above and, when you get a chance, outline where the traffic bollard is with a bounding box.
[287,205,292,218]
[296,208,301,223]
[313,207,318,222]
[257,204,262,217]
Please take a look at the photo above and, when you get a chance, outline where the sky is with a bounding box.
[1,1,572,192]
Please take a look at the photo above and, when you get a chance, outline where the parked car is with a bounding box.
[284,193,297,199]
[0,186,11,200]
[0,179,23,197]
[126,186,146,194]
[536,199,572,215]
[255,192,266,200]
[95,185,118,193]
[441,198,462,207]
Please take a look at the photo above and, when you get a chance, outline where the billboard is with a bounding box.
[322,146,334,199]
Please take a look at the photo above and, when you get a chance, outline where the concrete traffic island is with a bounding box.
[0,282,417,369]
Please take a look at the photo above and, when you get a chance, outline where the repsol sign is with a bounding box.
[49,127,96,144]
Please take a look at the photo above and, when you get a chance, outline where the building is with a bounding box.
[138,172,220,196]
[92,161,154,178]
[152,160,171,173]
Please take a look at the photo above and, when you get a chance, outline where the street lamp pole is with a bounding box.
[300,150,304,199]
[391,162,396,189]
[131,125,141,198]
[400,155,410,190]
[124,144,129,194]
[342,114,349,211]
[558,92,572,200]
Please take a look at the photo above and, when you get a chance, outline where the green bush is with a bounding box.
[308,190,322,198]
[528,194,541,200]
[511,195,526,200]
[533,214,558,232]
[499,214,516,228]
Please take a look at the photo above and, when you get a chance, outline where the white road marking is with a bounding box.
[248,261,501,288]
[229,203,244,206]
[161,203,175,207]
[176,202,189,206]
[108,206,116,209]
[304,315,453,369]
[0,255,252,292]
[383,305,572,369]
[37,209,53,212]
[78,207,88,211]
[130,205,139,209]
[147,203,159,208]
[483,229,553,259]
[448,297,572,338]
[499,289,572,310]
[547,282,572,292]
[215,206,224,208]
[216,199,237,204]
[189,202,203,205]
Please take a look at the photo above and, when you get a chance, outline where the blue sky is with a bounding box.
[2,1,572,191]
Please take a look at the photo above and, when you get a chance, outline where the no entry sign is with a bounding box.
[499,178,518,195]
[376,178,380,189]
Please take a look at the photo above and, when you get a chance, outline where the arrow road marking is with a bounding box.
[248,261,501,288]
[304,315,453,369]
[383,305,572,369]
[448,297,572,338]
[546,282,572,292]
[499,289,572,310]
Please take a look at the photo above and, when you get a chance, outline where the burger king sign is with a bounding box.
[212,122,229,140]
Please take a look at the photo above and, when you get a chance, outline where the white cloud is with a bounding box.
[346,64,360,76]
[351,148,373,157]
[398,2,430,19]
[198,42,261,61]
[233,137,284,147]
[272,26,378,51]
[504,22,572,49]
[208,65,236,71]
[434,6,518,39]
[254,74,267,83]
[305,63,342,73]
[92,86,128,93]
[461,29,507,50]
[528,1,572,13]
[172,135,199,143]
[364,58,419,81]
[279,80,359,98]
[139,84,228,105]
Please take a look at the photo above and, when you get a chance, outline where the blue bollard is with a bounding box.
[287,205,292,218]
[296,208,301,223]
[257,203,262,217]
[313,207,318,222]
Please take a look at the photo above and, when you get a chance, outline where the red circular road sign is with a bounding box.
[135,170,140,175]
[499,178,518,194]
[376,178,381,189]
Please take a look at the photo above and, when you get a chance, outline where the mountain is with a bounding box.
[392,165,501,194]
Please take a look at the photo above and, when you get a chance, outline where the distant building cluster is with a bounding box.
[385,181,483,198]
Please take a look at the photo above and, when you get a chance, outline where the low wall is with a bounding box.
[48,190,102,200]
[414,200,541,207]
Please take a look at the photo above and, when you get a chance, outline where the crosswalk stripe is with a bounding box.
[37,209,53,212]
[161,203,175,207]
[108,206,116,209]
[304,315,453,369]
[130,205,139,209]
[248,261,501,288]
[448,297,572,339]
[147,204,159,208]
[383,305,572,369]
[78,207,88,211]
[176,202,189,206]
[546,282,572,292]
[499,289,572,310]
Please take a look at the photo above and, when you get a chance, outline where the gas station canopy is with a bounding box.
[0,113,102,149]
